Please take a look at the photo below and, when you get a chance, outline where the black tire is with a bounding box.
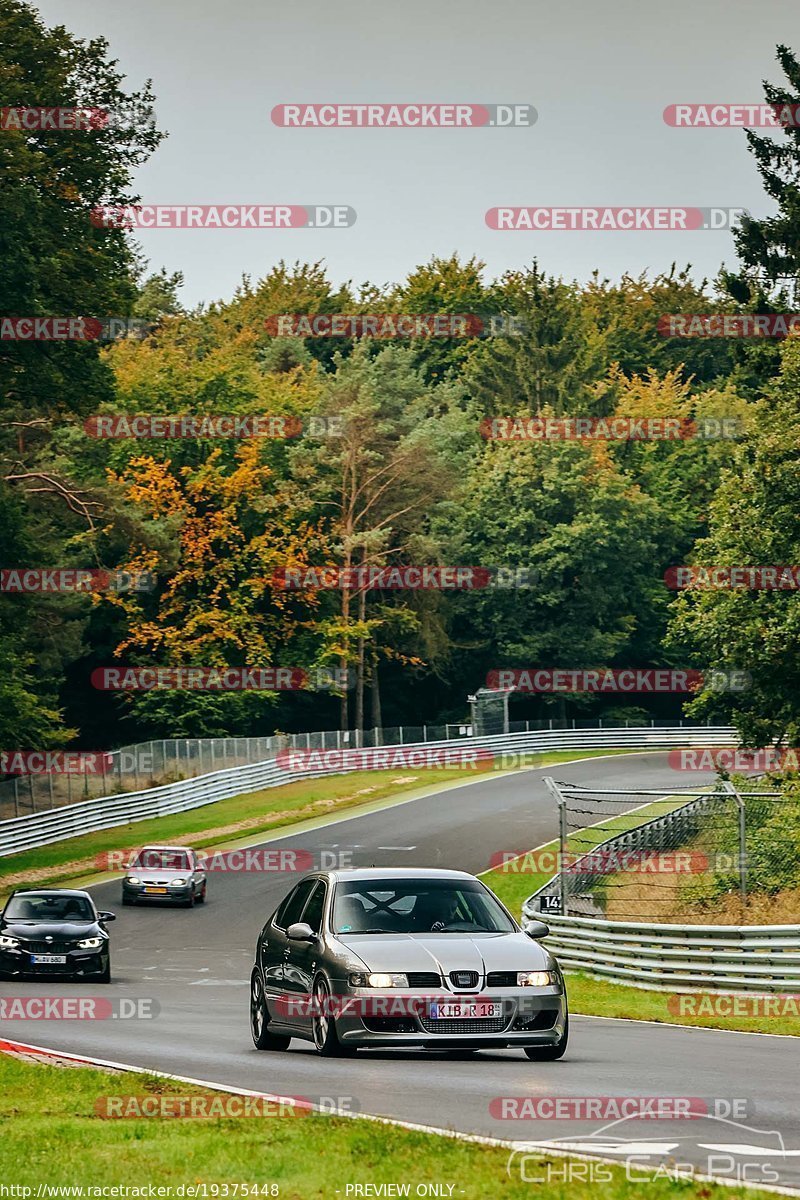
[524,1015,568,1061]
[312,976,356,1057]
[182,890,195,908]
[196,882,207,904]
[97,960,111,984]
[121,895,134,906]
[250,971,291,1051]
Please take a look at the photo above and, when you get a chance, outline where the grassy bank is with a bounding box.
[0,1051,783,1198]
[480,811,800,1037]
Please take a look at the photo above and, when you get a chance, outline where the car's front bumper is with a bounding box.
[327,985,567,1048]
[122,881,193,904]
[0,946,108,979]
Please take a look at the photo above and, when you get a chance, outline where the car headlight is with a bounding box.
[78,937,104,949]
[518,970,558,987]
[126,876,140,884]
[170,878,187,886]
[0,934,19,949]
[348,972,409,988]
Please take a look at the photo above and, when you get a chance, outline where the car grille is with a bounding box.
[420,1015,509,1035]
[23,941,75,953]
[406,972,441,987]
[448,970,479,989]
[486,971,517,987]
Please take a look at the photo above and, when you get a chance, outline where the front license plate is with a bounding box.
[144,887,168,894]
[31,954,67,964]
[429,1001,501,1019]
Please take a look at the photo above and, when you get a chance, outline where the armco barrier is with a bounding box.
[0,725,736,858]
[521,909,800,993]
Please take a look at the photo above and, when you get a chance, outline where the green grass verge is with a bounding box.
[564,972,800,1036]
[0,1053,783,1198]
[479,797,800,1037]
[0,749,638,896]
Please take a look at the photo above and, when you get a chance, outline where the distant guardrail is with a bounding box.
[521,910,800,993]
[0,725,736,858]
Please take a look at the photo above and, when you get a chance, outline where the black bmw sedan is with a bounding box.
[0,889,115,982]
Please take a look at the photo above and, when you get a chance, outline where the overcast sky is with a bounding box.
[33,0,800,307]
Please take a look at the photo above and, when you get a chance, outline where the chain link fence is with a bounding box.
[529,777,791,922]
[0,716,720,824]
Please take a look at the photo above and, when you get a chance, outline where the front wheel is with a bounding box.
[97,960,111,984]
[250,971,291,1051]
[312,977,356,1057]
[524,1015,568,1061]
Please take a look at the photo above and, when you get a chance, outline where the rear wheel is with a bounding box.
[312,977,356,1057]
[524,1015,568,1061]
[250,971,291,1051]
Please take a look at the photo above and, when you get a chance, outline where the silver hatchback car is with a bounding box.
[249,867,567,1059]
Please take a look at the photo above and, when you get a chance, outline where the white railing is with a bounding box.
[0,726,736,859]
[521,909,800,993]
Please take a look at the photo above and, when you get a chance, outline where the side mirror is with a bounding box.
[525,920,550,940]
[99,911,117,922]
[287,921,315,942]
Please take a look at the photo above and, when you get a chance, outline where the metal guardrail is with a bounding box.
[0,725,737,858]
[521,910,800,993]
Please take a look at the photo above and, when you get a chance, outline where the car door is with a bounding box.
[261,878,317,1019]
[282,879,327,1032]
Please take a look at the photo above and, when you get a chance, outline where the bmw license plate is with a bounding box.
[31,954,66,964]
[429,1001,501,1019]
[144,887,168,894]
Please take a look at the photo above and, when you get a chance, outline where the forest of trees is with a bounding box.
[3,0,800,752]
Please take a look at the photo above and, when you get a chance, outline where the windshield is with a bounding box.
[4,893,95,922]
[332,879,516,935]
[131,849,192,871]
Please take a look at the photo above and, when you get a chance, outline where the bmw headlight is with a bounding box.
[348,972,408,988]
[0,934,19,949]
[518,970,558,987]
[170,878,187,886]
[126,876,140,885]
[78,936,104,949]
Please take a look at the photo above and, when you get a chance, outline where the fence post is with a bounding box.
[544,776,568,917]
[724,780,747,908]
[13,776,19,818]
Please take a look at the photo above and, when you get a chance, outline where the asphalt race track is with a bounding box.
[2,752,798,1193]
